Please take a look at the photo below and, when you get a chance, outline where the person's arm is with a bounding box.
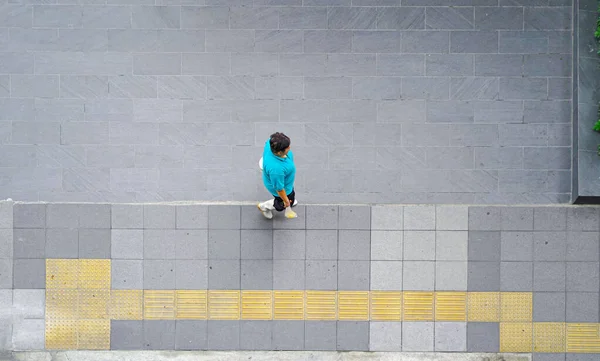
[276,189,290,208]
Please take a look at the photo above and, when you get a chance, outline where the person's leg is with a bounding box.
[257,199,275,219]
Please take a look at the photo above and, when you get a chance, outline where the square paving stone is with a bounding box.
[371,230,402,261]
[273,206,306,230]
[436,261,467,291]
[273,260,305,290]
[13,229,45,259]
[273,320,304,351]
[111,230,143,259]
[112,204,143,229]
[12,289,45,319]
[46,203,78,228]
[370,321,402,351]
[533,292,566,322]
[144,205,176,229]
[435,322,467,352]
[241,260,272,290]
[12,319,44,350]
[208,230,241,260]
[78,204,111,228]
[111,320,143,350]
[534,354,565,361]
[371,206,403,230]
[371,261,402,290]
[144,320,175,350]
[337,321,369,351]
[175,229,207,260]
[208,321,240,350]
[534,207,567,231]
[567,208,599,231]
[177,205,208,229]
[566,262,599,292]
[404,231,435,260]
[338,205,371,230]
[45,228,78,258]
[0,229,12,258]
[208,260,240,289]
[144,230,177,259]
[241,205,272,230]
[0,260,11,288]
[306,205,338,229]
[402,322,434,351]
[338,230,370,260]
[468,207,501,231]
[273,230,305,260]
[0,316,10,350]
[144,260,176,290]
[306,260,337,290]
[501,207,534,231]
[208,205,240,230]
[534,262,566,292]
[112,260,143,289]
[0,201,12,229]
[566,232,599,261]
[13,204,45,228]
[501,231,534,261]
[566,355,599,361]
[176,260,208,290]
[338,260,369,290]
[501,261,533,291]
[0,289,11,317]
[305,321,336,351]
[468,231,501,261]
[79,229,111,259]
[13,259,44,289]
[175,320,207,350]
[240,321,272,350]
[241,230,273,260]
[467,322,499,352]
[404,261,434,291]
[467,261,500,291]
[534,232,567,261]
[436,206,468,231]
[306,230,337,260]
[436,231,468,261]
[566,292,599,322]
[404,205,435,230]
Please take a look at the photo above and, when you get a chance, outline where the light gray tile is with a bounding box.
[241,260,272,290]
[500,77,548,100]
[13,259,44,289]
[369,322,401,351]
[112,204,143,229]
[475,6,523,30]
[534,262,566,292]
[176,260,208,289]
[206,29,254,52]
[451,31,498,53]
[377,7,425,30]
[501,231,533,261]
[306,230,337,260]
[133,53,181,76]
[144,204,176,229]
[273,260,304,290]
[533,292,565,322]
[273,320,304,351]
[436,261,467,291]
[112,260,143,289]
[305,321,336,351]
[566,262,599,292]
[280,6,327,29]
[181,6,229,29]
[403,78,450,100]
[304,30,352,53]
[207,320,239,350]
[403,31,450,53]
[338,260,369,290]
[566,292,599,322]
[108,75,157,98]
[273,230,305,260]
[306,260,337,290]
[435,322,466,352]
[111,230,143,259]
[403,261,434,291]
[377,54,424,75]
[402,322,434,351]
[370,260,402,290]
[256,30,303,52]
[353,30,400,53]
[230,6,279,29]
[436,206,468,230]
[144,260,176,289]
[12,319,44,351]
[566,232,599,262]
[0,259,12,289]
[157,76,207,99]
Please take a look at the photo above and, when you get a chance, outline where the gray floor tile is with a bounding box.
[370,321,402,352]
[404,205,435,230]
[534,207,567,231]
[501,207,534,231]
[144,320,175,350]
[435,322,466,352]
[534,262,566,292]
[338,205,371,230]
[78,204,110,228]
[79,229,111,259]
[402,322,434,352]
[0,229,12,259]
[13,204,45,229]
[175,320,207,350]
[208,230,241,260]
[175,260,208,290]
[436,231,468,261]
[306,230,337,260]
[208,260,240,290]
[111,230,143,259]
[371,205,403,230]
[501,231,534,261]
[338,260,369,290]
[467,261,500,291]
[273,206,306,230]
[404,231,435,260]
[207,321,240,350]
[144,204,176,229]
[404,261,434,291]
[534,232,567,261]
[566,292,599,322]
[12,319,44,351]
[337,321,369,351]
[500,261,533,291]
[305,321,336,351]
[0,260,11,288]
[468,206,501,231]
[306,205,338,229]
[209,205,241,229]
[566,354,600,361]
[46,203,79,228]
[111,320,143,350]
[0,289,11,315]
[338,230,370,260]
[371,261,402,290]
[45,228,78,258]
[241,260,273,290]
[436,206,468,231]
[13,229,45,259]
[175,229,208,260]
[566,232,599,261]
[533,292,566,322]
[273,230,305,260]
[371,230,402,261]
[467,322,499,352]
[436,261,467,291]
[112,260,143,290]
[273,320,304,351]
[306,260,337,290]
[567,207,599,231]
[144,260,176,290]
[177,205,208,229]
[144,230,177,259]
[566,262,599,292]
[0,317,11,351]
[468,231,501,261]
[0,202,11,229]
[12,289,45,319]
[240,321,272,350]
[241,205,272,230]
[13,259,44,289]
[112,204,143,229]
[533,354,565,361]
[241,229,273,260]
[273,260,305,290]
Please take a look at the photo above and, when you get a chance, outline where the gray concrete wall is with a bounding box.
[0,2,573,204]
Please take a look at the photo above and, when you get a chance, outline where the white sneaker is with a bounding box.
[257,203,273,219]
[292,199,298,207]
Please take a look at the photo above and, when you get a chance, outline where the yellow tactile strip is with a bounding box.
[535,322,566,353]
[403,292,434,321]
[370,291,402,321]
[566,323,600,353]
[500,322,533,352]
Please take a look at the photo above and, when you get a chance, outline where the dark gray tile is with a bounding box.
[208,205,241,229]
[241,230,273,260]
[533,355,565,361]
[566,232,599,261]
[338,230,370,260]
[241,260,272,290]
[273,260,305,290]
[337,321,369,351]
[175,320,207,350]
[273,230,305,260]
[534,232,567,261]
[567,208,599,231]
[45,228,78,258]
[13,203,45,228]
[175,230,208,260]
[208,321,240,350]
[273,320,304,351]
[534,262,566,292]
[144,320,175,350]
[501,232,534,261]
[13,259,44,289]
[566,262,599,292]
[144,230,177,259]
[467,261,500,291]
[467,322,498,352]
[501,207,534,231]
[566,292,599,322]
[176,205,208,229]
[338,205,370,230]
[241,205,272,230]
[468,231,501,261]
[46,203,79,228]
[566,354,600,361]
[209,230,240,260]
[468,206,501,230]
[533,292,566,322]
[144,260,176,290]
[111,320,143,350]
[175,260,208,290]
[0,259,12,289]
[79,229,111,259]
[13,229,45,259]
[501,261,533,291]
[306,230,337,260]
[144,205,176,229]
[338,260,369,290]
[306,260,337,290]
[306,205,338,229]
[305,321,336,351]
[240,321,272,350]
[79,204,111,228]
[208,260,240,290]
[534,207,567,231]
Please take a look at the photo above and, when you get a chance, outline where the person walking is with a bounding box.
[257,132,297,219]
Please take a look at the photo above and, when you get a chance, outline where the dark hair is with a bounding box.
[269,132,291,153]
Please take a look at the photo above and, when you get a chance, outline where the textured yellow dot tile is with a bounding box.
[46,289,78,320]
[500,292,532,322]
[241,291,272,320]
[208,290,240,320]
[273,291,304,320]
[46,259,79,289]
[78,259,110,289]
[78,289,109,319]
[45,319,78,350]
[500,322,533,352]
[403,292,434,321]
[370,291,402,321]
[176,290,207,320]
[78,319,110,350]
[435,292,466,321]
[534,322,566,353]
[110,290,143,320]
[305,291,337,320]
[566,323,600,353]
[337,291,369,321]
[144,290,176,320]
[468,292,499,322]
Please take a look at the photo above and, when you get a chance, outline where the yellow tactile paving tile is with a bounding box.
[45,319,78,350]
[46,259,79,289]
[403,292,434,321]
[468,292,500,322]
[534,322,566,353]
[273,291,304,320]
[208,290,240,320]
[566,323,600,353]
[241,291,273,320]
[176,290,208,320]
[500,322,533,352]
[78,259,111,289]
[46,289,78,320]
[500,292,532,322]
[78,289,109,319]
[435,292,466,321]
[337,291,369,321]
[305,291,337,320]
[77,319,110,350]
[110,290,143,320]
[144,290,176,320]
[370,291,402,321]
